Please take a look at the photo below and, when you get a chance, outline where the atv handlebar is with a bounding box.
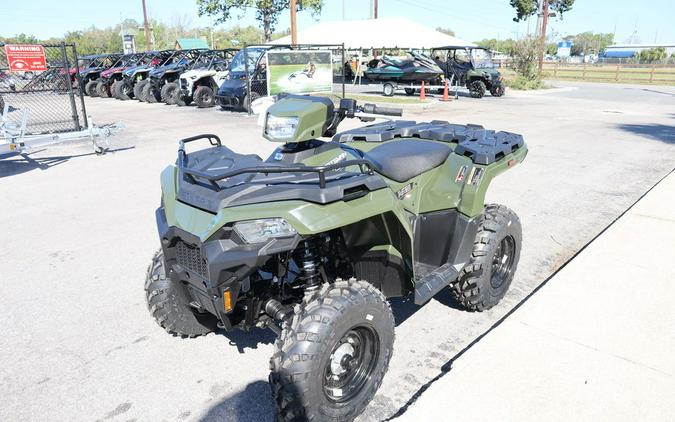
[361,104,403,117]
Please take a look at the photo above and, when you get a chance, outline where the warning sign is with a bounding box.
[4,44,47,72]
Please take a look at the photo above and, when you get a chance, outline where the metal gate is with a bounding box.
[0,42,86,134]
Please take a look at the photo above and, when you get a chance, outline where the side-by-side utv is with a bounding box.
[431,46,505,98]
[146,94,527,421]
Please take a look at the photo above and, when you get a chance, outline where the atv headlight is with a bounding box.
[233,218,296,244]
[266,115,299,139]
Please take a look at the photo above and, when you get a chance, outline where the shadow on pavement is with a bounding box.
[216,327,276,354]
[199,380,275,422]
[0,146,135,178]
[618,123,675,144]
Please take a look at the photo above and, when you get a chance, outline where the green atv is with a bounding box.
[146,94,527,421]
[432,46,506,98]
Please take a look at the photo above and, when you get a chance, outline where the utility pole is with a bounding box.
[538,0,549,73]
[290,0,298,45]
[374,0,379,18]
[141,0,152,50]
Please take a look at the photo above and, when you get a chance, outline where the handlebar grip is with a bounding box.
[363,103,403,117]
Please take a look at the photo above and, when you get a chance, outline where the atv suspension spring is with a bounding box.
[292,237,324,290]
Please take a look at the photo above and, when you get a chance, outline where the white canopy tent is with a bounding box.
[270,17,476,49]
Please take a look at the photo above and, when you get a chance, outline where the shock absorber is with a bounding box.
[292,237,323,290]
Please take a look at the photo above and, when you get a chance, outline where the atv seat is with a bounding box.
[365,140,451,182]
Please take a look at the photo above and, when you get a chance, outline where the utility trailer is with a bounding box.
[376,75,462,98]
[0,104,123,158]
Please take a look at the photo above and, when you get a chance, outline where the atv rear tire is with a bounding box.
[85,80,98,97]
[145,249,218,337]
[270,279,394,422]
[96,81,110,98]
[116,80,133,100]
[450,204,522,311]
[161,82,179,105]
[143,83,158,103]
[469,80,486,98]
[193,85,215,108]
[490,85,505,97]
[134,80,148,101]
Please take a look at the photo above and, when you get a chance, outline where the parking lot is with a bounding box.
[1,81,674,421]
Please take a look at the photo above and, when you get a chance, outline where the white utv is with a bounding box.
[177,50,235,108]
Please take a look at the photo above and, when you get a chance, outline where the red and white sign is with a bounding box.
[4,44,47,72]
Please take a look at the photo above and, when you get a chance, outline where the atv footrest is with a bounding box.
[414,263,459,305]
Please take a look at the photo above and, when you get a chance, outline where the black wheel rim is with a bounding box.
[491,235,516,289]
[323,326,379,403]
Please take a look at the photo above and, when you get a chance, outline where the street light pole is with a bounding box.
[141,0,152,50]
[290,0,298,45]
[538,0,549,73]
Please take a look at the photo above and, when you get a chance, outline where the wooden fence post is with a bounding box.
[615,64,620,82]
[553,62,558,78]
[582,62,587,80]
[649,65,655,83]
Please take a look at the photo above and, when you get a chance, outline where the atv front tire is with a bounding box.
[110,80,121,99]
[142,83,158,103]
[145,249,218,337]
[450,204,522,311]
[85,80,98,97]
[134,80,148,101]
[469,80,486,98]
[193,85,215,108]
[115,80,133,100]
[270,279,395,421]
[490,85,505,97]
[96,81,110,98]
[161,82,179,105]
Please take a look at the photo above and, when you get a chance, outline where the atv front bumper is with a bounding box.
[215,94,241,107]
[156,206,300,325]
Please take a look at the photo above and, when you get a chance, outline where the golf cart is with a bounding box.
[146,93,527,420]
[431,46,505,98]
[215,46,271,112]
[176,48,238,108]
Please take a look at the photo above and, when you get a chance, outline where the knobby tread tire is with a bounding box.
[134,80,147,101]
[269,279,395,422]
[450,204,522,311]
[144,249,217,338]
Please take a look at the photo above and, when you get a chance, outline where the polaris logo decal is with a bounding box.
[396,183,414,200]
[325,152,347,166]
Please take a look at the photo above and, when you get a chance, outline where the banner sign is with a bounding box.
[557,41,573,58]
[4,44,47,71]
[266,50,332,95]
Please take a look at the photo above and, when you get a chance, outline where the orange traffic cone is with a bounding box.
[419,81,426,101]
[440,79,449,102]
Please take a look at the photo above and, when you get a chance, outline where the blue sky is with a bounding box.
[2,0,673,44]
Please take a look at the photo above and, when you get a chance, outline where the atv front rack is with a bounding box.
[178,134,379,190]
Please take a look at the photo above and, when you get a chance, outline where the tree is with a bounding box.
[197,0,323,42]
[436,27,455,37]
[476,38,518,55]
[638,47,667,63]
[570,32,614,56]
[509,0,575,22]
[511,35,543,80]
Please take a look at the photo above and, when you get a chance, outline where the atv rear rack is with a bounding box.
[178,134,379,190]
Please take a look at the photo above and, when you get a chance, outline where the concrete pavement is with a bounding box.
[1,82,674,422]
[398,170,675,422]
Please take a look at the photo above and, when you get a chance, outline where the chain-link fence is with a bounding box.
[230,44,345,114]
[0,42,86,134]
